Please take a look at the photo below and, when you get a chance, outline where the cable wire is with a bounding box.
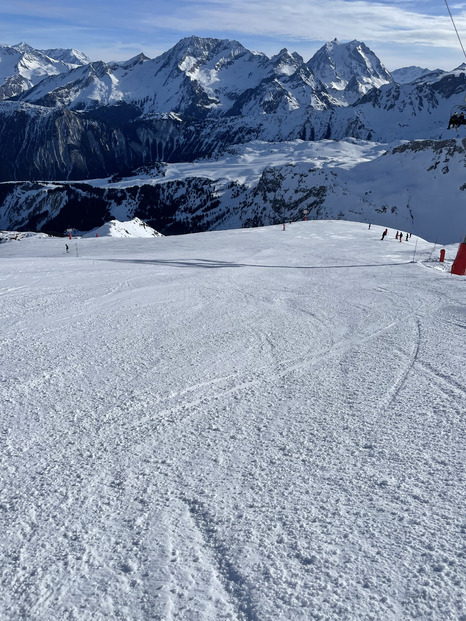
[444,0,466,59]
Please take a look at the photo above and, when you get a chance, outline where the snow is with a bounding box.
[19,40,273,114]
[82,218,163,238]
[92,139,389,189]
[391,66,434,85]
[0,47,22,82]
[307,39,392,104]
[0,43,83,90]
[82,138,465,245]
[1,220,465,620]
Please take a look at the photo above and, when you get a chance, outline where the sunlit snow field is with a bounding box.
[1,221,465,620]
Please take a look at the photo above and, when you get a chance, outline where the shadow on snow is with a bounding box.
[99,258,414,270]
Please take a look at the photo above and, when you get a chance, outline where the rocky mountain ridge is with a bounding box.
[0,42,90,100]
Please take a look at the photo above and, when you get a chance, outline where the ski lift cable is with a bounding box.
[444,0,466,59]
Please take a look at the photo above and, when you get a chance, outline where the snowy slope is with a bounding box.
[82,217,163,238]
[0,221,465,620]
[0,229,48,242]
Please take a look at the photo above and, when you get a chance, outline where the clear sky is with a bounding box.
[1,0,466,70]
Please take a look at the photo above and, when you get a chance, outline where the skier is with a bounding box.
[65,244,69,253]
[396,231,399,239]
[405,233,409,241]
[448,113,459,129]
[381,229,388,241]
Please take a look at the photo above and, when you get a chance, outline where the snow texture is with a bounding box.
[1,221,465,620]
[82,218,163,238]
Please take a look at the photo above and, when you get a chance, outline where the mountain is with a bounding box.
[391,65,437,84]
[13,36,395,115]
[14,36,332,118]
[0,36,465,239]
[307,38,393,104]
[345,68,466,140]
[1,59,464,183]
[39,47,91,66]
[82,217,163,237]
[1,138,464,244]
[0,42,90,100]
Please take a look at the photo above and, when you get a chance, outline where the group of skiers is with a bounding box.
[447,112,465,130]
[380,228,411,241]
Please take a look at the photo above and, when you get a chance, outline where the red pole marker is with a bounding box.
[451,240,466,275]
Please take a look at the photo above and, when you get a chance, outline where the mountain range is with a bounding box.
[0,36,465,240]
[0,42,90,99]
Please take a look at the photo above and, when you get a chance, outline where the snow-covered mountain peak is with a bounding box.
[83,217,163,238]
[10,42,90,67]
[12,42,35,53]
[391,65,433,84]
[117,52,150,68]
[0,42,89,100]
[6,37,325,116]
[165,36,251,71]
[88,60,113,79]
[41,47,91,66]
[321,38,340,53]
[308,38,393,104]
[271,48,303,76]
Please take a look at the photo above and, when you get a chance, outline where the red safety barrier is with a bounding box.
[451,241,466,275]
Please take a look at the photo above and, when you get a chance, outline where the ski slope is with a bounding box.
[1,221,465,620]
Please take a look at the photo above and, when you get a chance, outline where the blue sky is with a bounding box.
[1,0,466,70]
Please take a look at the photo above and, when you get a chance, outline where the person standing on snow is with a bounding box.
[448,113,459,129]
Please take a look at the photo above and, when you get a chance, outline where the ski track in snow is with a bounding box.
[0,221,465,621]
